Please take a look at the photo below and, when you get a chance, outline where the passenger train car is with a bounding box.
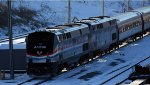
[26,6,150,77]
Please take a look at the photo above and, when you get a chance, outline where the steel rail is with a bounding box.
[100,56,150,85]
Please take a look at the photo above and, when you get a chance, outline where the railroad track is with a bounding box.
[100,56,150,85]
[34,78,52,85]
[18,78,36,85]
[17,77,52,85]
[13,56,150,85]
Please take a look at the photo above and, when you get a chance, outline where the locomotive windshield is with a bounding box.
[26,32,54,56]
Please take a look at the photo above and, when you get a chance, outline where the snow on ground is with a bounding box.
[11,0,150,23]
[0,28,7,39]
[0,37,26,49]
[0,34,150,85]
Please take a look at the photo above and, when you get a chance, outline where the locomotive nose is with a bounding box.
[26,32,54,57]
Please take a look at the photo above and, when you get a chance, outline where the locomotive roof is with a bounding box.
[113,6,150,25]
[44,16,116,36]
[134,6,150,14]
[44,23,88,35]
[80,17,115,25]
[113,12,138,23]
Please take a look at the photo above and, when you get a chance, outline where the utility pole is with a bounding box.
[127,0,129,11]
[8,0,14,79]
[143,0,144,7]
[68,0,71,23]
[102,0,104,16]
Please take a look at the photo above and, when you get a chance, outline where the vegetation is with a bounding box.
[0,2,8,28]
[0,2,46,30]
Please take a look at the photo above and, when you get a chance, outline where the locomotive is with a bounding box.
[26,6,150,77]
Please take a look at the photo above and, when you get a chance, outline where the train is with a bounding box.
[26,6,150,77]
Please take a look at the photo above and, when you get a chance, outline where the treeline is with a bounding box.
[0,2,46,30]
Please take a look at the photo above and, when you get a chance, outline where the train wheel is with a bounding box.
[51,68,58,77]
[79,57,85,65]
[69,63,78,69]
[79,57,84,65]
[57,65,63,74]
[51,64,61,77]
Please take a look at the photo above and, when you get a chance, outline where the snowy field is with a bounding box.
[0,34,150,84]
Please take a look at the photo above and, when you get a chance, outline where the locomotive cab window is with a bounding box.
[92,25,96,30]
[58,34,63,41]
[66,32,71,39]
[97,23,103,29]
[63,34,66,40]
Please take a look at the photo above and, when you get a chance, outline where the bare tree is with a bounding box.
[114,0,133,13]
